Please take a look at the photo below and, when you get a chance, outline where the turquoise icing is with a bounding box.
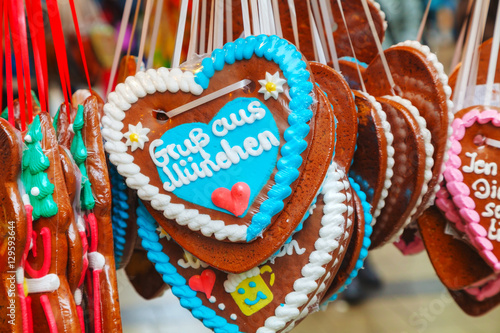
[193,35,313,241]
[339,56,369,69]
[135,201,241,333]
[154,97,280,217]
[109,163,129,267]
[326,177,373,303]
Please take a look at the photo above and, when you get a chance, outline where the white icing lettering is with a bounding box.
[221,139,249,163]
[463,152,498,176]
[211,101,267,137]
[488,218,500,242]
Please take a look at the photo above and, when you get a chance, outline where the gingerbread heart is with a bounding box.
[136,162,351,332]
[418,206,493,290]
[309,62,358,171]
[445,106,500,271]
[363,41,454,219]
[103,35,317,245]
[349,90,394,221]
[370,95,433,248]
[103,35,335,273]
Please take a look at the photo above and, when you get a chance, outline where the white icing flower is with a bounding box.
[258,71,286,100]
[124,122,150,152]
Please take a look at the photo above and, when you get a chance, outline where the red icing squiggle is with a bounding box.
[25,227,51,278]
[17,283,28,333]
[26,296,33,333]
[40,295,58,333]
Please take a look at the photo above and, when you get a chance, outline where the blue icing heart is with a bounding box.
[153,97,280,217]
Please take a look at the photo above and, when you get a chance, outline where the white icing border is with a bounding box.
[369,0,388,32]
[257,163,349,333]
[102,68,251,242]
[395,40,454,212]
[381,95,434,242]
[357,91,395,225]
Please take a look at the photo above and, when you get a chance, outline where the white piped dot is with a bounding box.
[180,160,187,167]
[209,296,216,303]
[230,314,237,320]
[30,187,40,197]
[24,135,32,143]
[188,157,193,162]
[218,303,225,311]
[69,124,74,133]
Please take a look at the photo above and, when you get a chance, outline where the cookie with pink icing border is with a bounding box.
[445,106,500,271]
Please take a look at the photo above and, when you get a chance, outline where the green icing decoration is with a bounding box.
[21,115,58,220]
[53,107,60,136]
[70,105,95,211]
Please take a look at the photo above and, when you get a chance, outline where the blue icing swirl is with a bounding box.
[135,201,241,333]
[194,35,314,242]
[109,163,130,267]
[325,177,373,303]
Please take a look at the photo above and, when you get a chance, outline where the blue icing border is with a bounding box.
[194,35,314,242]
[136,201,242,333]
[325,177,373,303]
[339,56,369,69]
[109,163,129,267]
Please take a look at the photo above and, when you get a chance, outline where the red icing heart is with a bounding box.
[188,269,216,299]
[211,182,250,217]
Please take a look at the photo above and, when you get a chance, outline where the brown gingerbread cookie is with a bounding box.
[0,118,27,332]
[363,41,454,221]
[418,206,493,290]
[102,36,334,273]
[370,96,431,248]
[310,62,357,171]
[350,90,394,221]
[24,113,81,332]
[338,58,367,91]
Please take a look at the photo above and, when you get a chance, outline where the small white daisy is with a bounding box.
[124,122,150,152]
[258,71,287,100]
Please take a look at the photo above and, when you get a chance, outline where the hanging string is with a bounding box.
[11,0,33,124]
[287,0,300,48]
[46,0,73,119]
[454,0,484,111]
[214,0,224,49]
[306,0,326,64]
[147,0,164,69]
[249,0,260,35]
[136,0,154,73]
[69,0,92,91]
[207,0,216,52]
[4,6,15,128]
[311,0,330,63]
[106,0,134,98]
[484,0,500,105]
[241,0,252,37]
[271,0,282,38]
[7,0,27,130]
[336,0,367,93]
[319,0,339,71]
[127,0,142,58]
[360,0,395,95]
[172,0,189,67]
[450,0,474,72]
[187,0,200,60]
[416,0,432,42]
[26,0,47,114]
[266,0,276,36]
[199,0,208,53]
[225,0,233,42]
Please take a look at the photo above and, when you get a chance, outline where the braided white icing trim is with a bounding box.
[224,267,261,293]
[395,40,454,211]
[102,67,253,242]
[381,95,434,242]
[369,0,388,32]
[256,163,348,333]
[357,91,394,225]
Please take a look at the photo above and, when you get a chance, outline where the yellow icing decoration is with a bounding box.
[265,81,276,92]
[230,268,274,316]
[129,133,139,142]
[24,278,28,297]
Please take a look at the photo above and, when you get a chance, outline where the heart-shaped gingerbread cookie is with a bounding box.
[445,106,500,271]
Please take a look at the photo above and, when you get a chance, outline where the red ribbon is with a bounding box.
[68,0,92,91]
[4,4,17,129]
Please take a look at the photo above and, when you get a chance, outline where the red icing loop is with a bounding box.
[188,269,216,299]
[211,182,251,217]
